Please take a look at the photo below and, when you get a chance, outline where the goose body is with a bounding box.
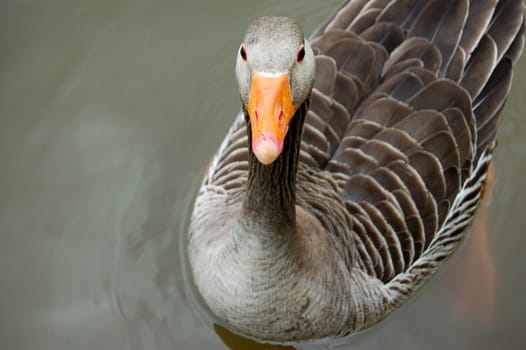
[188,0,525,343]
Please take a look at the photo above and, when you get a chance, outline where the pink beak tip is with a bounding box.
[252,137,282,165]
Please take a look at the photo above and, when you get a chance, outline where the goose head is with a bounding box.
[236,16,315,165]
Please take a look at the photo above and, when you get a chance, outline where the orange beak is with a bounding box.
[247,72,296,165]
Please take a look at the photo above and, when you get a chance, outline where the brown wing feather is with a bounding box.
[299,0,525,283]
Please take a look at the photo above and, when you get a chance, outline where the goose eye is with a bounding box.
[240,45,247,61]
[296,45,305,63]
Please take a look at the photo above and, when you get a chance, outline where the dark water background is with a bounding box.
[1,1,525,349]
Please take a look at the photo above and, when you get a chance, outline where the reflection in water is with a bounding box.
[449,163,496,324]
[215,324,296,350]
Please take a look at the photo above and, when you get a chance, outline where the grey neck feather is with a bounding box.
[240,100,309,234]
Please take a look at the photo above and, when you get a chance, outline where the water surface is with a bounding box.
[1,1,525,349]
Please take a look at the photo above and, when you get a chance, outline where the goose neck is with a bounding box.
[241,100,308,233]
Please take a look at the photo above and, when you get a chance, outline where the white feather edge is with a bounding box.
[385,146,494,305]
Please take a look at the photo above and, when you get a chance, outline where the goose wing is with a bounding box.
[303,0,524,286]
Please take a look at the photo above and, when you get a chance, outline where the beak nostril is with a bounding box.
[278,110,283,124]
[255,110,260,123]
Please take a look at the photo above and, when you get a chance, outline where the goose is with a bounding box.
[188,0,525,344]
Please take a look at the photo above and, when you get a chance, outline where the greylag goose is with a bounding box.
[188,0,525,343]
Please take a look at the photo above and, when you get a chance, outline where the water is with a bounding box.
[0,1,524,349]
